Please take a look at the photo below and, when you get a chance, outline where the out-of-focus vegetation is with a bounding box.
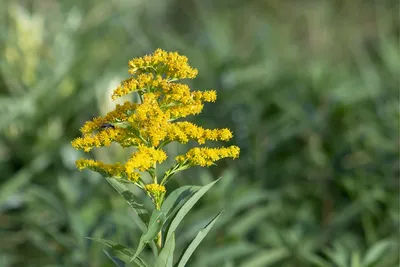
[0,0,398,266]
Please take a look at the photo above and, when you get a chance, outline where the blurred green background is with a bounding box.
[0,0,399,266]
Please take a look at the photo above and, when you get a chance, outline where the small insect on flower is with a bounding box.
[100,123,115,129]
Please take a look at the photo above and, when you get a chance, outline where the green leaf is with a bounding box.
[0,155,50,207]
[165,178,221,242]
[161,185,201,219]
[362,239,393,266]
[131,210,167,262]
[299,251,331,267]
[103,250,126,267]
[106,177,148,232]
[177,211,223,267]
[196,242,258,265]
[143,210,167,242]
[350,252,361,267]
[323,245,349,267]
[155,233,176,267]
[89,237,135,256]
[88,237,150,266]
[227,206,273,236]
[238,248,290,267]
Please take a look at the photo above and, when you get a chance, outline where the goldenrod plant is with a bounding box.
[71,49,240,266]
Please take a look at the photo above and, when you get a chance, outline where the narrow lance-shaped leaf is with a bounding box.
[238,248,290,267]
[0,155,49,207]
[131,210,167,262]
[165,178,221,242]
[177,211,223,267]
[161,185,201,219]
[362,239,393,266]
[103,250,126,267]
[155,233,176,267]
[106,177,148,232]
[88,237,151,267]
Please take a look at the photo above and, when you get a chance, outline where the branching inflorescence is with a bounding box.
[72,49,240,209]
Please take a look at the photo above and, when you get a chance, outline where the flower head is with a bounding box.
[145,183,166,195]
[128,49,198,80]
[175,146,240,167]
[72,49,240,206]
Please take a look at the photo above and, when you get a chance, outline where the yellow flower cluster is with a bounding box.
[128,48,198,79]
[72,49,240,196]
[125,145,167,173]
[79,101,138,134]
[145,183,166,195]
[145,183,167,208]
[71,127,126,152]
[75,159,129,178]
[127,93,170,146]
[176,146,240,167]
[167,122,233,144]
[112,74,166,100]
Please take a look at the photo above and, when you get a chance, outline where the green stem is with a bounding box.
[156,230,162,251]
[153,164,163,251]
[155,201,162,250]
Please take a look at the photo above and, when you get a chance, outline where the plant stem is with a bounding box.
[156,200,162,251]
[157,230,162,251]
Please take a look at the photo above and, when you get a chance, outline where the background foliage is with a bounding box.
[0,0,398,266]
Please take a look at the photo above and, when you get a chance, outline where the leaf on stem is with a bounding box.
[106,177,148,232]
[155,233,176,267]
[88,237,151,267]
[161,185,201,219]
[103,249,126,267]
[165,178,221,243]
[177,211,223,267]
[131,210,167,262]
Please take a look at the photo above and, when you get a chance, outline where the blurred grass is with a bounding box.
[0,0,399,266]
